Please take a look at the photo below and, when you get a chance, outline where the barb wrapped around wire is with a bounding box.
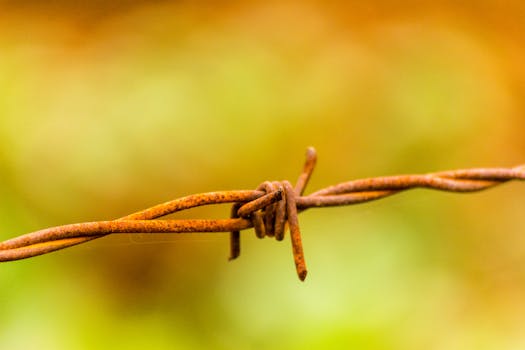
[1,147,524,281]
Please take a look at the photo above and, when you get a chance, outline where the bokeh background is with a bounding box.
[1,1,525,349]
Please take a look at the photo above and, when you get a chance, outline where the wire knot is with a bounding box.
[237,181,287,240]
[227,147,317,281]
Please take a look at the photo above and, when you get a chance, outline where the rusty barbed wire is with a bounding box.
[1,147,524,281]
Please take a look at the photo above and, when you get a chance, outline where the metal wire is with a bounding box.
[1,147,523,281]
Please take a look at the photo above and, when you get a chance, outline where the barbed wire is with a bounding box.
[1,147,524,281]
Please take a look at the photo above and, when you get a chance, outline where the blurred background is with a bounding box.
[0,1,524,349]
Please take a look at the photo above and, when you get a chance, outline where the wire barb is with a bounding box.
[1,147,524,281]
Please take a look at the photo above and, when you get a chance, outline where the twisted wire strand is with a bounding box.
[1,147,523,281]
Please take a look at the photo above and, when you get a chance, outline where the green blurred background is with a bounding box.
[1,1,525,349]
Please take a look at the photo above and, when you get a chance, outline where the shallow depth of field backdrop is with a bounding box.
[1,1,525,349]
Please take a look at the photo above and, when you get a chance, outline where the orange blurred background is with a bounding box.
[0,1,524,349]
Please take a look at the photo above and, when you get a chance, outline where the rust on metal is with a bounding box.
[228,202,242,261]
[0,147,524,281]
[283,180,307,281]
